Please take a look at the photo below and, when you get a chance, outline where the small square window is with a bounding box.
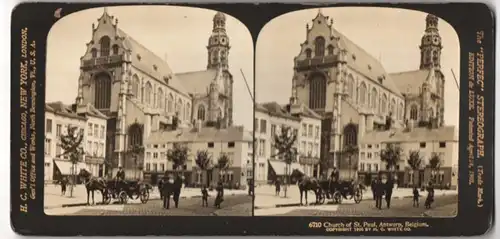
[228,142,235,148]
[420,142,426,148]
[439,142,446,148]
[208,142,214,148]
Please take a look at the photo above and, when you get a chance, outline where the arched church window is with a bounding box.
[398,102,404,120]
[327,45,334,55]
[305,49,312,58]
[94,73,112,109]
[410,105,418,120]
[432,51,438,65]
[359,82,367,106]
[218,108,223,118]
[347,75,355,101]
[185,103,191,120]
[371,88,378,110]
[128,124,143,147]
[144,82,152,105]
[212,50,219,64]
[167,94,174,113]
[99,36,111,57]
[308,73,327,109]
[197,105,205,121]
[381,94,388,114]
[91,48,97,58]
[157,88,164,109]
[344,124,357,146]
[132,75,140,98]
[314,36,325,57]
[176,99,183,119]
[390,99,396,116]
[112,44,119,55]
[428,108,434,118]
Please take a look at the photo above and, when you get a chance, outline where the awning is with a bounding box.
[53,160,87,175]
[268,160,304,176]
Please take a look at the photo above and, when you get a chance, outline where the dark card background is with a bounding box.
[10,2,495,236]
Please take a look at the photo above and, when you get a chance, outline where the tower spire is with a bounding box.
[419,14,442,70]
[207,12,230,70]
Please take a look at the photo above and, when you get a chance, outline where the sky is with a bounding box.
[46,6,254,130]
[256,7,460,128]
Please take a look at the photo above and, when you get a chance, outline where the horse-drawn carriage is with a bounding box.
[102,179,151,204]
[298,176,364,206]
[317,178,363,204]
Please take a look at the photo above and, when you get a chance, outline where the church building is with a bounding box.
[74,9,235,179]
[290,10,457,188]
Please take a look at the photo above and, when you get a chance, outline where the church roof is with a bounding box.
[282,103,322,120]
[331,28,403,97]
[145,126,252,144]
[116,28,190,97]
[360,125,457,144]
[256,102,301,121]
[175,69,218,96]
[75,103,108,120]
[389,69,431,96]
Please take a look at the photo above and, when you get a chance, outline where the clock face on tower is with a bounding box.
[425,36,432,44]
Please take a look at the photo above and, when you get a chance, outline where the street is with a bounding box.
[254,194,457,217]
[46,194,252,216]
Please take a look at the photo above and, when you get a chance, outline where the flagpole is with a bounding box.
[240,69,254,101]
[451,69,460,91]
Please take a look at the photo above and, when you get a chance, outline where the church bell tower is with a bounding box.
[207,12,230,70]
[419,14,442,70]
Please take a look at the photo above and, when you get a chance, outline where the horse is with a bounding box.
[78,168,108,205]
[297,176,321,206]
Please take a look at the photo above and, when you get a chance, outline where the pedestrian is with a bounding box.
[275,179,281,196]
[384,174,394,209]
[374,178,384,210]
[425,182,435,209]
[60,177,68,196]
[248,179,254,196]
[173,174,183,208]
[201,185,209,207]
[162,174,175,209]
[214,181,224,209]
[370,178,376,200]
[413,186,420,207]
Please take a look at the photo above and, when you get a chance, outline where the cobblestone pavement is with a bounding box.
[50,195,252,216]
[255,194,458,217]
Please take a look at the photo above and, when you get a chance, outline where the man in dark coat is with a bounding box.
[162,174,175,209]
[115,166,126,189]
[385,174,395,209]
[374,178,384,209]
[248,179,254,196]
[275,179,281,196]
[172,175,183,208]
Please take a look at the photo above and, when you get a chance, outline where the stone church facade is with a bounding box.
[290,10,455,187]
[75,9,234,177]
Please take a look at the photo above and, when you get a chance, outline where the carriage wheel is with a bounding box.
[104,192,112,204]
[317,192,326,204]
[119,191,128,204]
[333,191,343,204]
[354,189,363,204]
[140,189,150,204]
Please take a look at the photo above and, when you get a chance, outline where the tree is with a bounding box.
[380,143,403,171]
[216,153,231,184]
[429,153,442,184]
[57,125,84,197]
[342,144,359,180]
[407,150,423,187]
[195,150,212,186]
[166,143,189,176]
[127,144,144,179]
[272,125,298,197]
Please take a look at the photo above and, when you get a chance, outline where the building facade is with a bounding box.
[254,101,322,184]
[285,10,456,187]
[143,125,252,189]
[44,102,108,182]
[69,8,237,178]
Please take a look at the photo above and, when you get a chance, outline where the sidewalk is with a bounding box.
[44,184,249,209]
[254,184,458,209]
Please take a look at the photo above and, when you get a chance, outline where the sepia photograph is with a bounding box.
[43,5,254,216]
[253,7,459,217]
